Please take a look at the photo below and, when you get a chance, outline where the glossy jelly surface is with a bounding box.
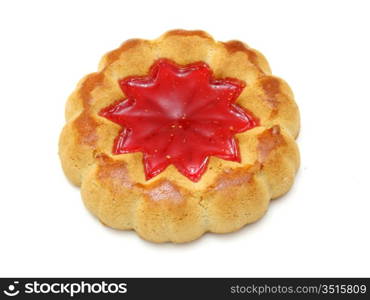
[100,59,258,181]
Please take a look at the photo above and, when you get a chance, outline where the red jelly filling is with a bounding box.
[100,59,258,182]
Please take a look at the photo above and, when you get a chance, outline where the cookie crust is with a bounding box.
[59,29,300,243]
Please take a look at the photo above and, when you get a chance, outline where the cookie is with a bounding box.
[59,30,300,243]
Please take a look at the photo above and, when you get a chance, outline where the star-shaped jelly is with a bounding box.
[99,59,258,182]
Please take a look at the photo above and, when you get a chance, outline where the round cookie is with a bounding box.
[59,29,300,243]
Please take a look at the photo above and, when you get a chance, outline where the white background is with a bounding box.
[0,0,369,277]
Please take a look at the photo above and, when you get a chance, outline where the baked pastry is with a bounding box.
[59,30,300,243]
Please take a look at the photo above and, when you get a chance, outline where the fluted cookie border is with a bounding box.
[59,29,300,243]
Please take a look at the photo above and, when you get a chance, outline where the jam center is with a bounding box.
[100,59,259,181]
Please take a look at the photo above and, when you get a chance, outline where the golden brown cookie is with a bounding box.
[59,29,300,243]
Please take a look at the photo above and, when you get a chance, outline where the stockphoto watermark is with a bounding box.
[2,280,127,297]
